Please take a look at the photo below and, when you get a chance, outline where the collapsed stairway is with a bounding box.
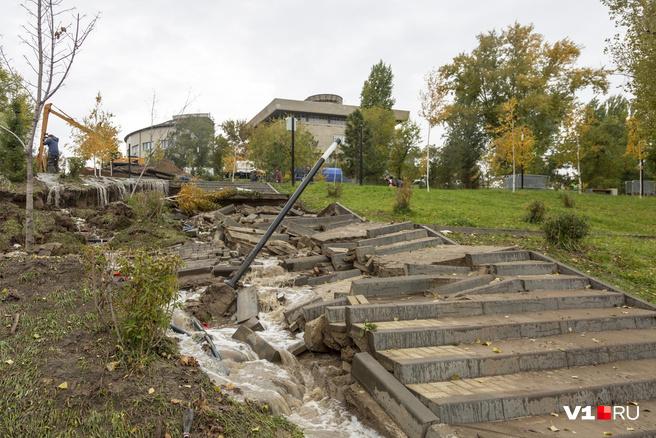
[293,228,656,437]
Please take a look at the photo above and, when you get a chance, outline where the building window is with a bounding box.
[142,141,152,152]
[160,139,169,149]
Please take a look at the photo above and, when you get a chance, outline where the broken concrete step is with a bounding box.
[489,261,556,276]
[466,250,531,266]
[232,325,281,363]
[451,398,656,437]
[434,275,495,295]
[357,229,428,248]
[302,296,348,322]
[346,289,625,324]
[405,263,472,276]
[407,358,656,424]
[325,305,346,323]
[350,274,460,297]
[294,268,362,287]
[284,296,322,325]
[378,327,656,384]
[365,221,414,238]
[330,252,354,271]
[352,352,439,438]
[356,237,442,261]
[352,307,656,351]
[282,255,330,272]
[285,214,356,226]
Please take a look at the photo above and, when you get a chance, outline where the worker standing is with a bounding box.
[44,133,60,173]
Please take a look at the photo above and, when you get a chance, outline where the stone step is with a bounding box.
[378,327,656,384]
[434,275,495,295]
[325,305,346,323]
[407,358,656,424]
[356,237,443,262]
[357,229,428,247]
[346,289,625,324]
[351,307,656,351]
[405,263,472,276]
[451,398,656,437]
[489,261,557,276]
[366,221,415,238]
[301,296,348,323]
[466,250,531,267]
[519,274,589,291]
[349,274,462,297]
[282,255,330,272]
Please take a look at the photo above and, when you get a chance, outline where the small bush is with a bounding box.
[67,157,85,179]
[393,179,413,213]
[177,184,217,215]
[326,183,343,198]
[561,192,576,208]
[543,213,590,250]
[116,250,181,359]
[524,200,546,224]
[128,190,167,222]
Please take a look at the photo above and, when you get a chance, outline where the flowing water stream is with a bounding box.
[172,259,381,437]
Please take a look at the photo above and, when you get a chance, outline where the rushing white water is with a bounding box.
[173,259,381,438]
[36,173,169,208]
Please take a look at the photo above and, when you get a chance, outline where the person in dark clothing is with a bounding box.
[44,134,60,173]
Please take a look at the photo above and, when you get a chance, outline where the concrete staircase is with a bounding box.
[341,249,656,437]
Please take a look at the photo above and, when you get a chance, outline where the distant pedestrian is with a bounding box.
[274,168,282,183]
[44,133,60,173]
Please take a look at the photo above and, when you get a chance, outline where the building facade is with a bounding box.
[124,113,212,159]
[248,94,410,152]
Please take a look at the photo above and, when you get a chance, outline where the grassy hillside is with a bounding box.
[278,182,656,303]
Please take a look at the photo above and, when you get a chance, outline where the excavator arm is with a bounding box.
[37,103,96,172]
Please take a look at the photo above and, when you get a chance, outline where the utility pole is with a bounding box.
[291,117,295,187]
[359,124,363,185]
[640,157,644,198]
[426,122,431,192]
[511,118,516,193]
[576,131,582,194]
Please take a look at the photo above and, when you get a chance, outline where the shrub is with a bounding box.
[326,183,343,198]
[128,190,167,222]
[393,179,413,213]
[524,200,546,224]
[561,192,576,208]
[177,184,217,215]
[543,213,590,250]
[116,250,181,359]
[67,157,85,179]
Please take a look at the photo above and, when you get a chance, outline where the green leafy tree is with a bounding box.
[0,97,31,182]
[603,0,656,170]
[212,134,229,178]
[343,108,396,182]
[220,119,252,180]
[248,119,318,178]
[360,60,395,109]
[165,116,215,174]
[429,23,608,186]
[389,120,421,179]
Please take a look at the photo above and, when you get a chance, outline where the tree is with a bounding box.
[248,119,318,178]
[389,120,421,179]
[428,23,608,187]
[0,95,31,182]
[419,69,451,190]
[343,107,396,181]
[211,134,229,178]
[73,92,119,176]
[360,60,395,109]
[0,0,97,249]
[165,115,215,174]
[603,0,656,169]
[220,119,251,181]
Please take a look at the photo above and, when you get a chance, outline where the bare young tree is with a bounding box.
[0,0,98,249]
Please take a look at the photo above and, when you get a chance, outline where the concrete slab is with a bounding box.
[283,255,330,271]
[350,274,459,297]
[232,325,281,363]
[235,286,259,323]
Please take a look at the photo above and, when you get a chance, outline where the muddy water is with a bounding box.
[172,259,380,437]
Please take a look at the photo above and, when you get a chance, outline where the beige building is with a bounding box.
[248,94,410,152]
[124,113,212,159]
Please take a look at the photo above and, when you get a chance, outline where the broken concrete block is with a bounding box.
[232,325,281,363]
[242,316,264,332]
[236,286,258,323]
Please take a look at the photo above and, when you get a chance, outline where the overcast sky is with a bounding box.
[0,0,625,156]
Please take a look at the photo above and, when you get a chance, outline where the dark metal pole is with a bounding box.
[640,159,644,197]
[521,166,524,190]
[128,151,131,179]
[291,117,295,187]
[225,140,341,289]
[359,124,363,185]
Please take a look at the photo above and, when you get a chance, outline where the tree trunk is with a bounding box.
[24,108,41,250]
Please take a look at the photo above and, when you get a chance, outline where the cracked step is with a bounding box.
[377,327,656,384]
[351,307,656,351]
[489,260,557,276]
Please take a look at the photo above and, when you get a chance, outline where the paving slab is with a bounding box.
[350,274,460,297]
[366,222,415,238]
[357,229,428,248]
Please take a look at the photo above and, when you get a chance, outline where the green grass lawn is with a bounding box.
[278,182,656,303]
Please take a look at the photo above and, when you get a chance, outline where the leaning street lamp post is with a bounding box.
[225,140,341,289]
